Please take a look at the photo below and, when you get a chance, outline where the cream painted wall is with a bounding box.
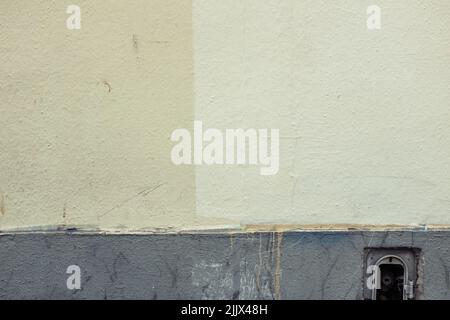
[1,1,449,231]
[0,0,217,231]
[194,0,450,226]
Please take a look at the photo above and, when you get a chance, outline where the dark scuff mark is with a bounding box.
[44,237,52,249]
[62,202,67,220]
[150,40,170,45]
[380,231,389,247]
[110,252,129,282]
[102,80,112,93]
[99,183,165,218]
[132,34,138,51]
[164,259,178,288]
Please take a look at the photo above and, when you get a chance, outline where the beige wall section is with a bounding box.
[0,0,233,232]
[194,0,450,226]
[1,1,450,232]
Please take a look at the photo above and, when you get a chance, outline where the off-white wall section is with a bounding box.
[194,0,450,225]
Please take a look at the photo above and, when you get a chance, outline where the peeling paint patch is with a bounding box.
[191,261,232,300]
[239,259,272,300]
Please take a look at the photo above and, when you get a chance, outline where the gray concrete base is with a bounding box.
[0,231,448,299]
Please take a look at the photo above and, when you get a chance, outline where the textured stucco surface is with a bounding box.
[1,1,450,232]
[194,0,450,224]
[1,231,450,300]
[0,0,212,231]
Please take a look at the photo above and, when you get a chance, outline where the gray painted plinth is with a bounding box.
[0,231,448,299]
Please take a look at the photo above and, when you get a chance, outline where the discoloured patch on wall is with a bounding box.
[0,192,5,216]
[191,261,233,300]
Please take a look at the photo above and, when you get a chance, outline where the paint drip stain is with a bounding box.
[274,232,283,300]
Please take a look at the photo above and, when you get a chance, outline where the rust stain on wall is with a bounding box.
[0,193,5,216]
[274,232,283,300]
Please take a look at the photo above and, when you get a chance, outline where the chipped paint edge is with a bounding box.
[1,223,450,236]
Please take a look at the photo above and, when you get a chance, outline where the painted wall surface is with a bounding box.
[0,0,204,231]
[1,1,450,231]
[1,231,448,300]
[194,0,450,225]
